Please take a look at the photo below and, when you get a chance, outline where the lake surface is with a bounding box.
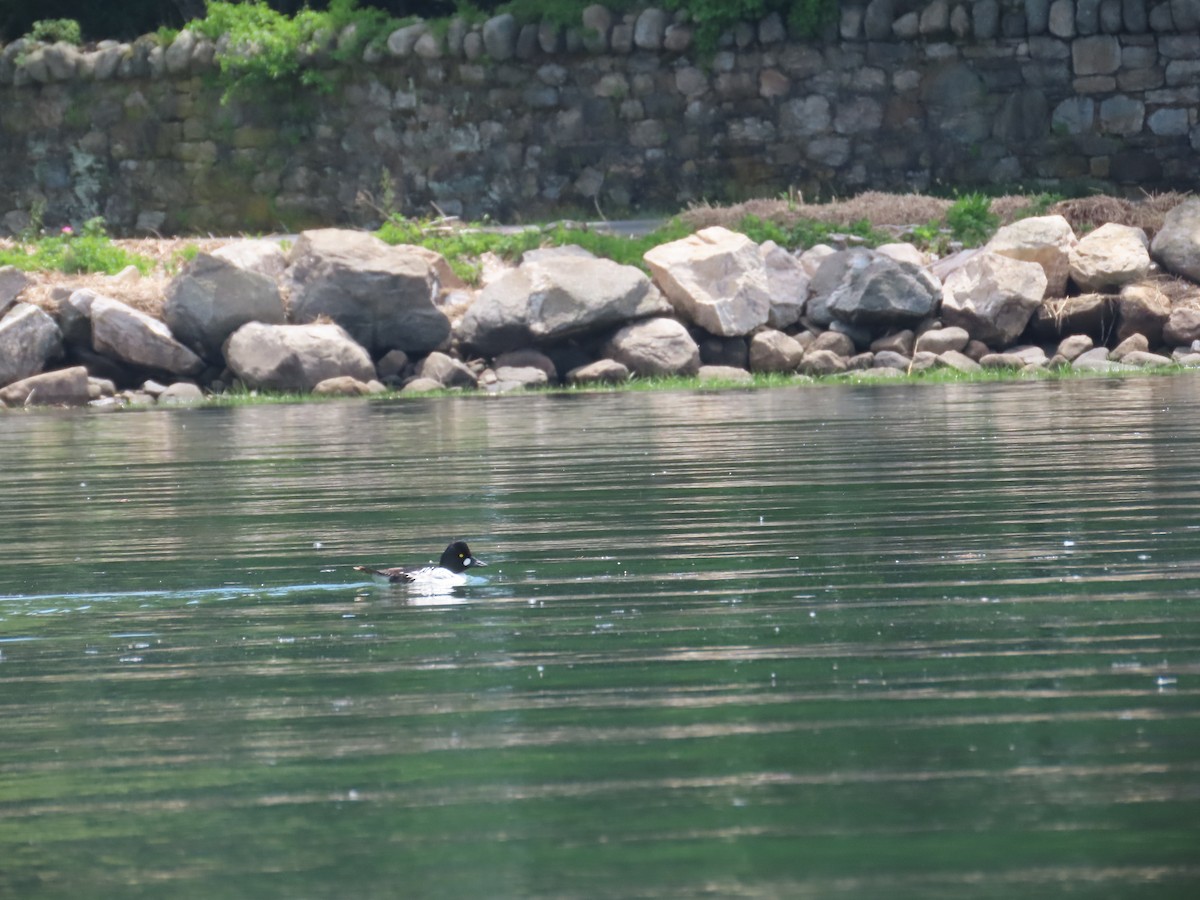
[1,378,1198,898]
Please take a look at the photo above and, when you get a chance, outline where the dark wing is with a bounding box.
[354,565,413,583]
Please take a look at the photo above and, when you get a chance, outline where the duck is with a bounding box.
[354,540,487,590]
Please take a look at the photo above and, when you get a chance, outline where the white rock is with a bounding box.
[984,214,1077,297]
[1069,222,1151,291]
[940,251,1048,346]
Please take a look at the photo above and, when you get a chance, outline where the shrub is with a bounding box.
[28,18,83,45]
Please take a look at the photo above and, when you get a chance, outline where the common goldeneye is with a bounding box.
[354,541,487,590]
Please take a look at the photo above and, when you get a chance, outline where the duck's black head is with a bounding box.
[439,540,486,573]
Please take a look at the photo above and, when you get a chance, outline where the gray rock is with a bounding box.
[825,252,941,330]
[914,325,970,354]
[1071,346,1123,371]
[604,317,700,376]
[1069,222,1151,291]
[416,351,478,388]
[1116,281,1171,344]
[0,366,89,406]
[90,295,203,376]
[936,350,983,373]
[482,14,518,61]
[748,329,805,373]
[489,365,550,392]
[1056,333,1095,360]
[158,382,205,404]
[0,265,29,316]
[459,254,668,355]
[286,228,448,355]
[1151,199,1200,282]
[811,330,857,356]
[224,321,375,392]
[164,28,197,74]
[940,251,1048,346]
[645,227,771,337]
[870,329,915,355]
[1163,308,1200,346]
[401,377,446,393]
[909,350,940,372]
[978,352,1029,368]
[0,303,62,387]
[761,241,810,329]
[873,349,912,369]
[312,375,380,396]
[1120,350,1175,367]
[633,8,670,49]
[985,215,1076,297]
[799,348,848,376]
[164,239,286,359]
[697,365,753,383]
[567,358,630,385]
[376,349,410,379]
[1109,333,1150,360]
[494,348,557,382]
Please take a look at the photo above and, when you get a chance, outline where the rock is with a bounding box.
[459,254,668,355]
[164,239,286,359]
[482,14,518,61]
[1109,333,1149,360]
[873,349,912,369]
[937,350,982,373]
[870,329,915,355]
[1009,345,1049,367]
[0,366,90,406]
[567,358,630,385]
[876,242,927,267]
[1069,222,1151,291]
[58,289,98,348]
[1032,293,1117,342]
[963,339,990,360]
[825,251,941,330]
[312,375,379,396]
[401,377,445,393]
[90,295,203,376]
[760,240,810,329]
[799,348,848,376]
[1117,281,1172,345]
[914,325,970,354]
[224,321,375,392]
[1163,308,1200,346]
[846,351,874,370]
[0,303,62,387]
[697,365,753,383]
[489,365,549,392]
[806,249,868,327]
[909,350,939,372]
[286,228,448,355]
[495,348,557,382]
[416,350,478,388]
[984,214,1077,297]
[1120,350,1173,368]
[940,251,1048,346]
[603,317,700,376]
[1071,346,1126,372]
[1151,198,1200,282]
[810,330,856,356]
[748,329,805,372]
[978,352,1028,368]
[376,349,410,379]
[1056,334,1094,360]
[644,227,771,337]
[0,265,29,316]
[158,382,205,404]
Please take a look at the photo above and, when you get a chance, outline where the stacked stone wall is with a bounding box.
[0,1,1196,235]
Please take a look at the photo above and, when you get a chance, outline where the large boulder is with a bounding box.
[824,251,941,330]
[286,228,449,355]
[1163,308,1200,347]
[643,226,771,336]
[164,239,287,359]
[224,321,375,392]
[0,366,89,406]
[1116,281,1172,345]
[458,253,668,355]
[603,317,700,376]
[1068,222,1151,291]
[1151,198,1200,282]
[0,302,62,387]
[760,241,810,329]
[1030,293,1116,342]
[0,265,29,317]
[748,328,805,372]
[806,249,870,327]
[984,214,1077,297]
[939,251,1047,346]
[90,295,204,376]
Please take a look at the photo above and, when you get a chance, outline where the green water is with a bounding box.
[1,380,1198,898]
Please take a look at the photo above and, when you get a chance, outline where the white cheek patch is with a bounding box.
[464,557,474,567]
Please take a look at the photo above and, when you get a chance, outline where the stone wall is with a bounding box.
[0,1,1197,235]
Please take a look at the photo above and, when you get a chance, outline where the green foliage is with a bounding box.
[498,0,640,26]
[28,18,83,45]
[733,214,890,250]
[376,216,693,283]
[190,0,403,101]
[661,0,836,50]
[943,192,1000,246]
[0,217,153,276]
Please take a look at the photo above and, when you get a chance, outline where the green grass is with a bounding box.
[0,217,153,276]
